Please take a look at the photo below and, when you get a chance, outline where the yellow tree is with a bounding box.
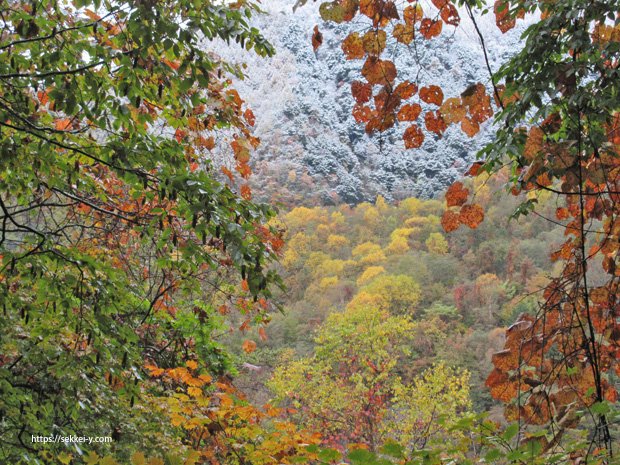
[269,305,470,452]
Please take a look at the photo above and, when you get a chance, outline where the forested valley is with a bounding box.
[0,0,619,464]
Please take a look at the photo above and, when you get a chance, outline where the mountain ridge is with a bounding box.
[222,1,532,205]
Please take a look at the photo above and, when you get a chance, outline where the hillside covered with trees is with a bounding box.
[0,0,619,464]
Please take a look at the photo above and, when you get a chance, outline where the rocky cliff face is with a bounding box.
[222,1,531,205]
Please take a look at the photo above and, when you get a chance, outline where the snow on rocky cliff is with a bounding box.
[219,0,532,205]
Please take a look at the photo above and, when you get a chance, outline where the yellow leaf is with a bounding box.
[131,452,147,465]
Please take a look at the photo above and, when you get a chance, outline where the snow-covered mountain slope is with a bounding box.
[221,0,532,205]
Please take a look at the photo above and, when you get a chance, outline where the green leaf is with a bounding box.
[502,423,519,441]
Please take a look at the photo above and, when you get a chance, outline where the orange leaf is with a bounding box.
[523,127,544,161]
[394,80,418,99]
[242,339,257,353]
[461,117,480,137]
[221,166,234,183]
[231,138,251,163]
[419,85,444,106]
[236,162,252,179]
[403,4,423,25]
[439,97,466,124]
[197,136,215,150]
[397,103,422,122]
[342,32,365,60]
[312,25,323,51]
[403,124,424,148]
[258,327,267,341]
[424,110,447,135]
[440,3,460,26]
[244,108,256,127]
[494,0,515,33]
[392,23,414,45]
[431,0,448,8]
[373,87,401,113]
[466,161,485,177]
[441,210,461,232]
[174,128,186,143]
[37,90,49,106]
[590,287,609,305]
[240,184,252,200]
[55,119,72,131]
[419,18,443,39]
[445,181,469,207]
[361,58,397,86]
[485,368,518,402]
[352,104,375,123]
[162,59,181,70]
[84,9,101,21]
[459,204,484,229]
[351,81,373,104]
